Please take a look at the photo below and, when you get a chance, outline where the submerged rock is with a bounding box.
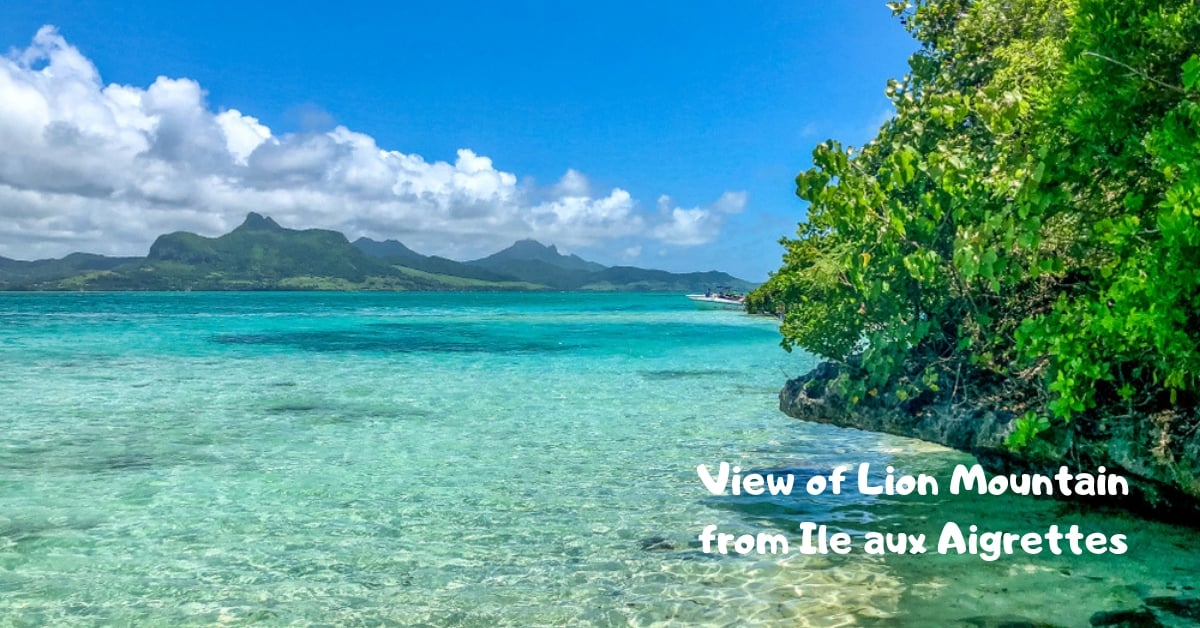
[1144,596,1200,622]
[638,536,675,551]
[1088,607,1163,627]
[958,614,1065,628]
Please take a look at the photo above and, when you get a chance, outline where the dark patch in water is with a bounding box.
[0,515,103,542]
[265,403,321,414]
[640,368,741,380]
[1,444,53,458]
[100,453,155,471]
[1145,596,1200,621]
[213,329,582,354]
[1087,608,1159,627]
[243,609,280,622]
[731,384,781,394]
[306,413,357,426]
[0,436,228,475]
[959,615,1063,628]
[214,320,764,355]
[268,381,298,387]
[264,401,432,425]
[639,536,676,551]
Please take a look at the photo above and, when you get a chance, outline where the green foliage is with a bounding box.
[1015,2,1200,422]
[1005,411,1051,449]
[757,0,1200,448]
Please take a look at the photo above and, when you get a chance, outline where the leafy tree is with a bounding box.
[755,0,1200,449]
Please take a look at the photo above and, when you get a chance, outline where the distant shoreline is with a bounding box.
[1,213,757,293]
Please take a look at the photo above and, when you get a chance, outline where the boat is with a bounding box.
[686,291,745,310]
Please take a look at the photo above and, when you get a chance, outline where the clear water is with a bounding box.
[0,292,1196,627]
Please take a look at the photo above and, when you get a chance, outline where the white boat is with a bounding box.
[686,293,745,309]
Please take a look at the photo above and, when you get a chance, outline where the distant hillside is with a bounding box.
[0,253,140,286]
[465,239,754,292]
[580,267,754,292]
[466,257,594,290]
[146,213,394,283]
[351,237,423,261]
[0,213,755,292]
[0,214,533,291]
[352,238,518,283]
[470,239,605,272]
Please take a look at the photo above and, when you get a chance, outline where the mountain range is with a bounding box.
[0,213,755,292]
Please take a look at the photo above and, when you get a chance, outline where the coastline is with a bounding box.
[4,291,1200,624]
[778,361,1200,524]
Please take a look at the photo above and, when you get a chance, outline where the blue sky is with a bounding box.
[0,2,916,280]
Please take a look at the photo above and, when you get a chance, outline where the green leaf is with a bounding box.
[1183,55,1200,91]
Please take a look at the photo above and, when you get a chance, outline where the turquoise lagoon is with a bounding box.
[0,292,1197,626]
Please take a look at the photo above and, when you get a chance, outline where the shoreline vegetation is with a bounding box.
[748,0,1200,522]
[0,212,755,294]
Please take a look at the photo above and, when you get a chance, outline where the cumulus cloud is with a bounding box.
[650,191,747,246]
[215,109,271,165]
[553,168,590,197]
[653,207,720,246]
[0,26,743,260]
[713,190,747,214]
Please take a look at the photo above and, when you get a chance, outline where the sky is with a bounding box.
[0,1,917,280]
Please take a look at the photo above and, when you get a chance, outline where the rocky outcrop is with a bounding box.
[779,361,1200,523]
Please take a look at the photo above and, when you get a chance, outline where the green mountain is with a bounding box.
[351,238,518,283]
[0,213,754,292]
[0,252,140,286]
[463,239,755,292]
[350,237,423,261]
[145,213,393,283]
[579,266,753,292]
[0,214,532,291]
[470,239,606,273]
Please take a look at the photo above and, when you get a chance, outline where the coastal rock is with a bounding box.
[959,614,1065,627]
[1088,607,1163,627]
[779,362,1200,522]
[1144,596,1200,622]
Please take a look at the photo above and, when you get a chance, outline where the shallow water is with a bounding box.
[0,292,1196,626]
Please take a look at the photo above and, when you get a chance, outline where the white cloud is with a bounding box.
[653,207,719,246]
[713,190,747,214]
[650,191,747,246]
[529,188,643,245]
[553,168,590,197]
[216,109,271,165]
[0,26,742,260]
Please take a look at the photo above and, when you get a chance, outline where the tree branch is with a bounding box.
[1081,51,1186,95]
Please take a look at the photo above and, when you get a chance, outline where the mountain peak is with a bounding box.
[510,239,557,254]
[237,212,284,231]
[471,238,606,273]
[353,237,423,260]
